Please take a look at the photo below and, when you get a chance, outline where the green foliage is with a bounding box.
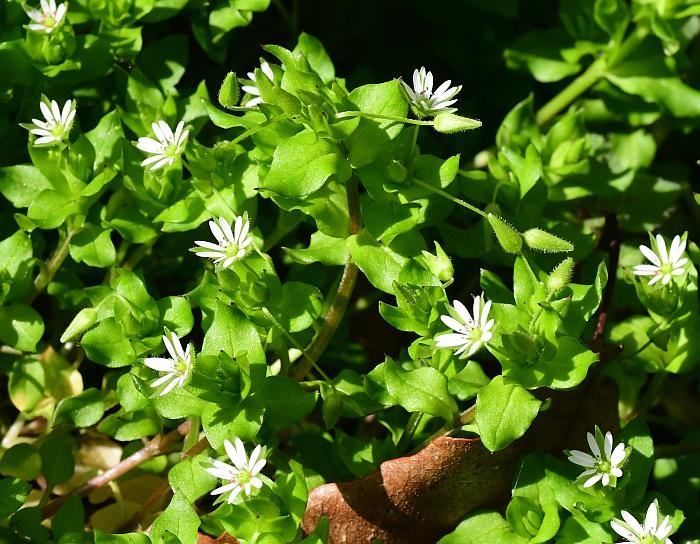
[0,0,698,541]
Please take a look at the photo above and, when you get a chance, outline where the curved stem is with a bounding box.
[535,57,607,126]
[290,176,361,381]
[123,235,160,271]
[42,420,192,519]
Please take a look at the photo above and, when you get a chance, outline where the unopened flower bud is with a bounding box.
[522,228,573,253]
[488,213,522,254]
[421,241,453,281]
[60,308,98,343]
[433,113,482,134]
[547,258,575,294]
[218,72,239,109]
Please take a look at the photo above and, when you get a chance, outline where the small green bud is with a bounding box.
[488,213,522,254]
[433,113,482,134]
[218,72,239,109]
[60,308,98,343]
[387,160,407,183]
[421,241,453,281]
[522,228,574,253]
[547,258,575,294]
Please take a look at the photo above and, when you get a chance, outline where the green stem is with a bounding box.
[228,115,289,147]
[261,307,331,381]
[262,216,303,252]
[335,110,434,126]
[397,412,423,453]
[411,177,486,218]
[535,57,607,126]
[123,236,159,271]
[26,226,75,304]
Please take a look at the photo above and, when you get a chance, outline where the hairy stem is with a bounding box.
[42,420,192,519]
[592,213,620,344]
[335,111,434,126]
[290,176,361,381]
[411,177,486,217]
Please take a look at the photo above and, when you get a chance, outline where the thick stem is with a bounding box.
[592,213,620,345]
[42,420,192,519]
[290,177,361,381]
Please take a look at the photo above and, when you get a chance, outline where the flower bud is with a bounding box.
[488,213,522,254]
[433,113,482,134]
[421,241,453,281]
[218,72,239,109]
[387,160,407,183]
[547,258,575,294]
[522,228,573,253]
[60,308,98,343]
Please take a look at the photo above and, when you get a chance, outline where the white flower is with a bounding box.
[241,61,275,108]
[135,120,189,171]
[610,500,673,544]
[633,234,688,287]
[206,438,267,503]
[143,330,193,396]
[26,0,67,33]
[23,97,76,146]
[401,66,462,117]
[194,216,253,268]
[435,293,494,358]
[567,426,626,488]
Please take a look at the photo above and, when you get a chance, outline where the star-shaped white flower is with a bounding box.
[241,61,275,108]
[193,216,253,268]
[135,120,189,171]
[206,438,267,503]
[143,330,193,396]
[25,0,67,33]
[567,426,626,488]
[610,500,674,544]
[633,234,688,287]
[401,66,462,117]
[22,97,76,146]
[435,293,494,358]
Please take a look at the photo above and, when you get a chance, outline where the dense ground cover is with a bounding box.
[1,0,700,542]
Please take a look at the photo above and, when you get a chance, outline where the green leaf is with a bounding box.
[0,165,52,208]
[344,81,408,167]
[94,531,152,543]
[274,282,323,333]
[202,398,264,450]
[475,376,541,452]
[150,489,200,544]
[594,0,630,37]
[294,32,335,83]
[168,453,217,502]
[0,443,41,481]
[446,360,491,401]
[384,357,458,424]
[157,296,194,337]
[70,225,117,268]
[53,388,105,427]
[504,28,581,83]
[347,231,408,295]
[52,495,84,542]
[0,230,34,302]
[98,409,160,441]
[438,511,528,544]
[85,110,124,171]
[261,129,350,197]
[256,376,317,429]
[0,304,44,352]
[8,357,45,412]
[0,478,31,519]
[139,35,188,95]
[81,317,136,367]
[202,301,265,364]
[40,432,77,487]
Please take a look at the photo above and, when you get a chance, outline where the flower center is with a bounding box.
[43,15,56,28]
[164,142,181,158]
[232,470,252,487]
[596,459,612,474]
[174,357,189,376]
